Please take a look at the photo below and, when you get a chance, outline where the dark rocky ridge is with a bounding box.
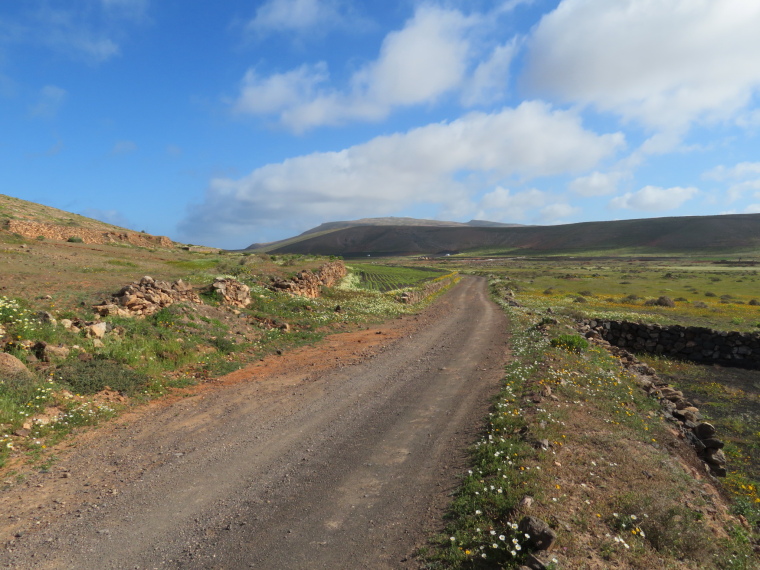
[256,212,760,257]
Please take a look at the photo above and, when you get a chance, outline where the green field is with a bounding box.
[346,263,448,292]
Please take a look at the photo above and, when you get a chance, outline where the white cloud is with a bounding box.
[569,171,622,197]
[478,187,545,220]
[745,204,760,214]
[246,0,350,35]
[233,5,507,131]
[609,186,698,212]
[29,85,67,118]
[704,162,760,181]
[181,101,623,245]
[540,203,580,222]
[524,0,760,130]
[233,63,329,116]
[703,162,760,202]
[461,40,517,106]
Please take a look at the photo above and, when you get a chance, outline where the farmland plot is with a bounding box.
[347,264,448,292]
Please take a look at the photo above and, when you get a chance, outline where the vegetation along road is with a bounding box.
[1,276,509,569]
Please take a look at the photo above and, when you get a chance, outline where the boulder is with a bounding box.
[694,422,716,439]
[0,353,35,382]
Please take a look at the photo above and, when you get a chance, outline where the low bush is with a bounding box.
[66,236,83,243]
[550,334,589,353]
[56,360,149,395]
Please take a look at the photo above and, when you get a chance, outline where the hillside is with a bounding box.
[264,213,760,257]
[0,194,176,249]
[246,217,520,251]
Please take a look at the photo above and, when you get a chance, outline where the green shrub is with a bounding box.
[550,334,589,353]
[67,236,83,243]
[56,359,149,395]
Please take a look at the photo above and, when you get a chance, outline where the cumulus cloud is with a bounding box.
[540,203,580,222]
[29,85,67,118]
[704,162,760,181]
[609,186,698,212]
[461,40,517,106]
[233,5,508,131]
[523,0,760,130]
[569,171,623,197]
[703,161,760,202]
[477,187,546,220]
[246,0,352,35]
[181,101,623,245]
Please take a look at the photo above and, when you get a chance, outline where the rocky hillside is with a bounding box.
[0,194,173,248]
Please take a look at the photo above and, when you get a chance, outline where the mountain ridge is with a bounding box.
[253,213,760,257]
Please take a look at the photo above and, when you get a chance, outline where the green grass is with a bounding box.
[346,263,448,292]
[1,262,459,471]
[423,277,758,569]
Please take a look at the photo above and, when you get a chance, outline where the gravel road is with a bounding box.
[1,276,509,569]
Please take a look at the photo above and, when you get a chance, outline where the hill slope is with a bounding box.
[246,217,520,251]
[264,213,760,257]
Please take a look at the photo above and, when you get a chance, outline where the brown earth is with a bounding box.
[0,276,509,569]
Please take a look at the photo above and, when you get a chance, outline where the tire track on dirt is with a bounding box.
[1,276,508,569]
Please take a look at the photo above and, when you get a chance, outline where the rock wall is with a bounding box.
[581,319,760,368]
[270,261,347,298]
[6,220,173,248]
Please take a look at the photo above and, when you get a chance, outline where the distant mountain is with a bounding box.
[246,217,521,251]
[253,213,760,257]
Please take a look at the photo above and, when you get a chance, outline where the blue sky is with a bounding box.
[2,0,760,249]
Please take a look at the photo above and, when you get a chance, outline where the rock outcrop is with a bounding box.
[269,261,347,298]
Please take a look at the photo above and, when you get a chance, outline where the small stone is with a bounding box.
[519,496,534,509]
[518,516,557,552]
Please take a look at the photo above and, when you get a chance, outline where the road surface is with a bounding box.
[1,276,509,569]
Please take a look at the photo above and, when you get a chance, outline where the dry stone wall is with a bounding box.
[93,276,202,317]
[6,220,173,248]
[582,319,760,369]
[269,261,347,298]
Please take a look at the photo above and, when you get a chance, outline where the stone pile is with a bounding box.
[269,261,347,298]
[582,319,760,368]
[209,278,251,308]
[93,276,201,317]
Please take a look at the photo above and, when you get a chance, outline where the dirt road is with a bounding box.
[1,277,509,569]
